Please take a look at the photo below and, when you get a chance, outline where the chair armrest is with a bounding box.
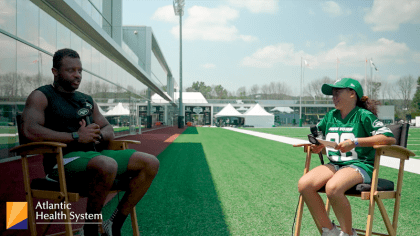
[10,142,67,156]
[374,145,415,160]
[106,140,141,150]
[293,144,311,148]
[293,143,327,155]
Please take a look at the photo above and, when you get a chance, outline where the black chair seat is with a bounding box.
[318,178,394,194]
[31,177,130,196]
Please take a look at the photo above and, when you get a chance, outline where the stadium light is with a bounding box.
[174,0,185,128]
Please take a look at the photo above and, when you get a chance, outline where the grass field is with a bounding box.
[244,127,420,159]
[103,127,419,235]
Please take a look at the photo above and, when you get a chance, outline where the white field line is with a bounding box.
[224,127,420,175]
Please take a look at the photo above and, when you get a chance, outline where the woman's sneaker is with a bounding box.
[339,228,358,236]
[322,223,340,236]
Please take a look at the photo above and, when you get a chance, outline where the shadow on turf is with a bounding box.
[103,142,230,235]
[182,127,199,134]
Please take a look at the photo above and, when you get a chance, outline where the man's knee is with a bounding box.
[129,152,160,177]
[87,155,118,178]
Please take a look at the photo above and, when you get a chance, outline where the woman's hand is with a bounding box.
[336,139,355,153]
[311,144,325,154]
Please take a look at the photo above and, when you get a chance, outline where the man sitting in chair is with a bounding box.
[21,48,160,236]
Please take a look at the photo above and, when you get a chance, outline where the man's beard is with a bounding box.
[55,76,78,91]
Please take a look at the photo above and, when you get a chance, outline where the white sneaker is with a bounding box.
[322,223,340,236]
[339,228,357,236]
[102,219,113,236]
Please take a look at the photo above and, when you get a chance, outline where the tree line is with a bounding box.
[184,75,419,121]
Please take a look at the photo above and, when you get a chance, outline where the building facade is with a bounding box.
[0,0,177,161]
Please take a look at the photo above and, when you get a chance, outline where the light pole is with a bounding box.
[174,0,185,128]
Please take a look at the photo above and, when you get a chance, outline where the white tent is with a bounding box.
[271,107,294,113]
[243,103,274,128]
[214,103,242,117]
[104,103,129,116]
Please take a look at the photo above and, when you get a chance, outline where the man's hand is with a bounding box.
[77,119,101,143]
[311,144,325,154]
[336,139,355,153]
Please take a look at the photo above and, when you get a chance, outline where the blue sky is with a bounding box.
[122,0,420,96]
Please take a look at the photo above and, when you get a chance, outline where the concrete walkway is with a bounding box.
[224,127,420,175]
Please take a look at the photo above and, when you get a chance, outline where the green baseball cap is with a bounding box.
[321,78,364,99]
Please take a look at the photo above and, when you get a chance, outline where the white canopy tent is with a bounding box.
[270,107,294,113]
[243,104,274,128]
[214,103,242,117]
[104,103,129,116]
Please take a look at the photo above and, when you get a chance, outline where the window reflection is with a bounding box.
[40,10,57,53]
[17,42,39,97]
[81,40,92,71]
[0,0,17,35]
[40,52,53,86]
[17,0,39,46]
[0,33,17,98]
[81,0,92,18]
[70,32,82,55]
[57,22,71,49]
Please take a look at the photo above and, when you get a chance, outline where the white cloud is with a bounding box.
[364,0,420,31]
[168,5,257,42]
[228,0,279,14]
[241,43,312,68]
[241,38,418,68]
[151,5,178,23]
[308,9,315,15]
[201,63,216,69]
[321,1,351,17]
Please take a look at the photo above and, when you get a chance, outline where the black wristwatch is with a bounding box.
[72,132,79,142]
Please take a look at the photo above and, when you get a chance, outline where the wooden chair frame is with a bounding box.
[293,125,414,236]
[11,139,141,236]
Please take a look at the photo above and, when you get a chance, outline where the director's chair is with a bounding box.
[293,123,414,236]
[10,114,141,236]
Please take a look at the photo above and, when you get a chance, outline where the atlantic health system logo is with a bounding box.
[6,202,28,230]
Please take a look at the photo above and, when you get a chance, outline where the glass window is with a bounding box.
[81,0,92,18]
[39,9,57,54]
[91,47,100,75]
[0,0,17,35]
[17,41,39,97]
[81,72,92,95]
[70,32,82,55]
[91,7,102,27]
[74,0,82,8]
[0,33,17,98]
[81,40,92,71]
[103,20,111,37]
[57,22,71,50]
[99,53,107,78]
[90,0,102,13]
[40,52,52,87]
[17,0,39,46]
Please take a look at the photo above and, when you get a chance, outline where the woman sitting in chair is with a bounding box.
[298,78,395,236]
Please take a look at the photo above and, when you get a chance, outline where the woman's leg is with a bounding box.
[298,164,336,229]
[325,167,363,235]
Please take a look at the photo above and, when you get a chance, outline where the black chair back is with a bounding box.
[387,123,409,148]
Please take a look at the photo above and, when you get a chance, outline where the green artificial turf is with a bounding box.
[103,127,419,235]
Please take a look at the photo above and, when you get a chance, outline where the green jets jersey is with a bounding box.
[316,106,394,178]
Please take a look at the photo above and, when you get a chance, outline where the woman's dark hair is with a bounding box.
[356,95,380,116]
[53,48,80,70]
